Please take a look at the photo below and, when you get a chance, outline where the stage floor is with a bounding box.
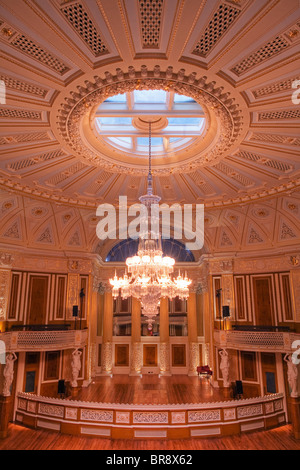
[70,375,259,405]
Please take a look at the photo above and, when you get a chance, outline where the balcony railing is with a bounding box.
[214,328,299,353]
[0,329,88,352]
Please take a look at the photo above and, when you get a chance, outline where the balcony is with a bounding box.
[214,328,300,353]
[0,328,88,352]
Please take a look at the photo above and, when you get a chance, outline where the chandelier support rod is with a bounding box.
[147,121,153,196]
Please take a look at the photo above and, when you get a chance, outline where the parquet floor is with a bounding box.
[0,423,299,450]
[69,375,257,404]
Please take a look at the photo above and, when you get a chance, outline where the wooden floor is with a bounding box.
[0,423,299,450]
[70,375,258,404]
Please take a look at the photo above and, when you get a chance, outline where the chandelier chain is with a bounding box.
[149,121,152,177]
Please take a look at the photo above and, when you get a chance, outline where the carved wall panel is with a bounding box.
[0,268,12,320]
[290,270,300,322]
[66,274,80,320]
[221,274,235,318]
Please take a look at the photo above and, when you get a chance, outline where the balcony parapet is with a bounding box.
[0,329,88,352]
[14,391,286,439]
[214,329,300,353]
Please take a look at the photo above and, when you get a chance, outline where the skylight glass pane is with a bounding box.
[116,137,132,143]
[108,137,132,147]
[105,93,127,102]
[134,90,167,103]
[137,137,163,146]
[98,117,132,126]
[167,117,201,126]
[174,94,196,103]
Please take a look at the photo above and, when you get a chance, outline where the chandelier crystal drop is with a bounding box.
[109,119,192,329]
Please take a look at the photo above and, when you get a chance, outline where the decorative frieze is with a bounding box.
[80,409,113,422]
[38,403,64,418]
[133,412,168,424]
[237,404,263,419]
[188,410,221,423]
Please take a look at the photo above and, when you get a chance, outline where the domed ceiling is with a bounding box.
[0,0,299,259]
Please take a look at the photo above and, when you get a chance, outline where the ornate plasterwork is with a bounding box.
[66,273,80,320]
[188,410,221,422]
[188,342,199,375]
[133,412,168,424]
[38,403,64,418]
[130,342,142,375]
[56,66,243,176]
[290,270,300,322]
[101,342,113,373]
[0,268,11,320]
[159,342,170,374]
[171,411,186,424]
[237,404,263,419]
[80,409,113,422]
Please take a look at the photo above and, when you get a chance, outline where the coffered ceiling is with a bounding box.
[0,0,299,258]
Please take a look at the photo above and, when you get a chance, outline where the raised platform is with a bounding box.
[70,375,234,405]
[14,375,287,439]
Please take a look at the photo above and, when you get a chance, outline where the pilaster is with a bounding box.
[159,297,171,376]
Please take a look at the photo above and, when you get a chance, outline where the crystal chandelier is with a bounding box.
[109,119,192,329]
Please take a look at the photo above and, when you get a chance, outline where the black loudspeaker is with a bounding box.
[222,305,230,318]
[235,380,243,395]
[72,305,79,317]
[58,379,65,394]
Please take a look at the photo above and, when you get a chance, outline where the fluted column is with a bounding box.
[130,297,142,376]
[187,291,199,376]
[101,290,113,375]
[159,297,171,376]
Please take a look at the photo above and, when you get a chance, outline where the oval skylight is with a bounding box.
[94,90,206,157]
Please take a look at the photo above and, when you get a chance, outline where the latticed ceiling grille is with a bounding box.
[192,2,241,57]
[138,0,164,48]
[61,2,109,56]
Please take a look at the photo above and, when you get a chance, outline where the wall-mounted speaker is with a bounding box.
[72,305,79,317]
[58,379,65,394]
[235,380,243,395]
[222,305,230,318]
